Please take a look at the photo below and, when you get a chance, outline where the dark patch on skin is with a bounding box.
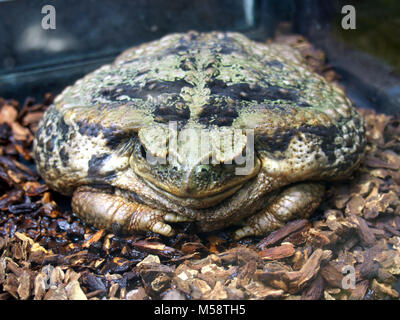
[208,80,301,104]
[256,128,296,153]
[104,171,118,182]
[265,60,284,69]
[154,96,191,124]
[187,32,199,41]
[111,222,123,236]
[77,120,101,137]
[100,80,193,101]
[179,56,197,71]
[59,146,69,167]
[299,125,338,163]
[69,120,133,151]
[120,57,141,65]
[198,97,239,127]
[90,184,116,193]
[135,69,150,77]
[88,153,111,176]
[216,33,247,56]
[102,126,131,150]
[36,126,43,139]
[256,123,346,165]
[44,158,50,172]
[115,189,147,205]
[214,44,234,55]
[45,138,54,152]
[296,101,313,108]
[58,117,70,140]
[158,32,243,63]
[34,149,41,163]
[353,114,363,130]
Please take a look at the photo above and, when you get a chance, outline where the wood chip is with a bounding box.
[258,243,296,260]
[301,274,325,300]
[349,280,369,300]
[257,220,309,249]
[320,263,344,288]
[65,280,87,300]
[350,215,376,246]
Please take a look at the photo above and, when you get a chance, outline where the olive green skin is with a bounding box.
[33,31,366,238]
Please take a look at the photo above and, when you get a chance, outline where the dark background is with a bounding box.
[0,0,399,114]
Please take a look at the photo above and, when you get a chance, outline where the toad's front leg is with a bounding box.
[72,187,187,236]
[234,182,325,240]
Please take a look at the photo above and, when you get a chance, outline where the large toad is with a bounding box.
[33,31,366,239]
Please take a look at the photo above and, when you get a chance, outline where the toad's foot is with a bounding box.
[234,182,325,240]
[72,187,187,236]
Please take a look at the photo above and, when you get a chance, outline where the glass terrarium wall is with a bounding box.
[0,0,278,102]
[0,0,399,114]
[295,0,400,114]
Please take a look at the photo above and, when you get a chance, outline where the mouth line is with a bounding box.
[131,155,262,201]
[140,176,246,207]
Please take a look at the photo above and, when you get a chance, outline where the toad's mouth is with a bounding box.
[140,176,247,209]
[130,155,262,208]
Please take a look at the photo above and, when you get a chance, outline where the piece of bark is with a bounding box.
[137,262,175,290]
[350,215,376,246]
[82,229,106,248]
[203,281,228,300]
[345,195,365,216]
[237,260,257,288]
[126,287,147,300]
[189,279,212,299]
[349,280,369,300]
[291,249,328,293]
[258,243,295,260]
[218,246,259,266]
[332,184,351,209]
[359,249,379,280]
[161,289,186,300]
[257,220,309,249]
[320,263,344,288]
[244,281,284,299]
[254,262,293,291]
[371,279,399,299]
[44,286,68,300]
[3,274,19,299]
[301,274,325,300]
[131,240,181,259]
[181,242,208,255]
[33,272,48,300]
[17,271,31,300]
[65,280,87,300]
[151,273,171,292]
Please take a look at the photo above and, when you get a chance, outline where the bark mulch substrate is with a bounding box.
[1,36,400,300]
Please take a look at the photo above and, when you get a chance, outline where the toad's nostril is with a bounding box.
[195,165,209,175]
